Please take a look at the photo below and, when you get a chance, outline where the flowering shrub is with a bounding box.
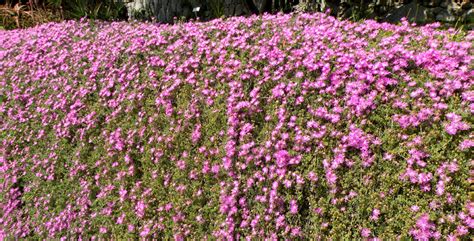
[0,13,473,239]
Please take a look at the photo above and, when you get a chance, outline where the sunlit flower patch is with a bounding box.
[0,13,472,239]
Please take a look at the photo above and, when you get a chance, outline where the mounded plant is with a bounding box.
[0,13,473,239]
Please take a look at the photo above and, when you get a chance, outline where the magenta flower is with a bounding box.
[274,150,290,168]
[289,200,298,214]
[361,228,371,238]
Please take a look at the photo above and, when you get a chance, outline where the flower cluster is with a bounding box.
[0,13,472,239]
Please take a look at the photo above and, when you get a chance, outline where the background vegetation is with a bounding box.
[1,0,472,30]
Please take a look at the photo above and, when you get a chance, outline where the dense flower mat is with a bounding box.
[0,13,473,239]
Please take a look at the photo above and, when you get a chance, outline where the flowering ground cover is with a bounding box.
[0,13,473,239]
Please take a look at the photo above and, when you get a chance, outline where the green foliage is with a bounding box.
[208,0,225,18]
[46,0,63,8]
[64,0,126,20]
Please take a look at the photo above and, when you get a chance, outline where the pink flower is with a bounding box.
[361,228,371,237]
[307,171,318,182]
[325,169,337,185]
[140,225,150,237]
[370,208,380,221]
[274,150,290,168]
[456,225,468,236]
[191,124,201,143]
[459,139,474,150]
[446,234,457,241]
[135,201,146,218]
[289,200,298,214]
[444,113,470,135]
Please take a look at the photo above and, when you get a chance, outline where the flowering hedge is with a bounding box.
[0,13,473,239]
